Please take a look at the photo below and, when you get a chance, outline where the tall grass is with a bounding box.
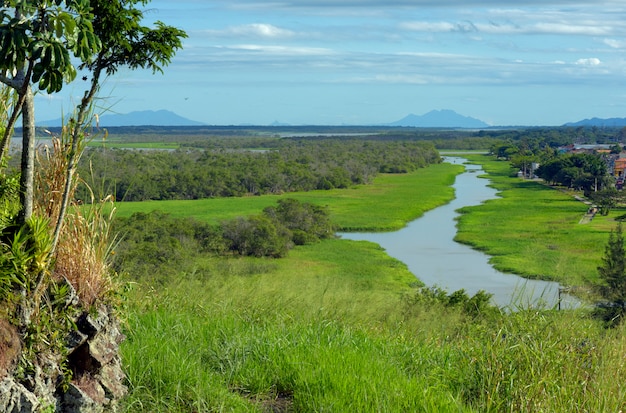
[120,246,626,412]
[35,135,116,306]
[116,154,626,411]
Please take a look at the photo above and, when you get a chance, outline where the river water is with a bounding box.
[340,157,579,309]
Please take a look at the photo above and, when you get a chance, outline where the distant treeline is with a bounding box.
[77,138,440,202]
[63,125,626,202]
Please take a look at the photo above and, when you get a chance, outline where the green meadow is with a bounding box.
[455,154,617,289]
[114,162,464,231]
[117,156,626,412]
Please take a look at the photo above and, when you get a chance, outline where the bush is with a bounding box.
[221,215,293,258]
[263,198,335,245]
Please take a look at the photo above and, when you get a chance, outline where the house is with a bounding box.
[614,157,626,178]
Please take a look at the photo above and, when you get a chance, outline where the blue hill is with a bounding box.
[564,117,626,127]
[38,109,205,127]
[388,109,489,128]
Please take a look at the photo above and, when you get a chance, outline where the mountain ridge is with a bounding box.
[387,109,489,128]
[563,117,626,127]
[38,109,205,127]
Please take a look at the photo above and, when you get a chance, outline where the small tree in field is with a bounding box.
[596,222,626,324]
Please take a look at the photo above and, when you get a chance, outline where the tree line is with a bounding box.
[77,138,440,202]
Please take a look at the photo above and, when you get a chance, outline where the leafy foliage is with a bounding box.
[589,188,623,216]
[403,286,498,319]
[0,1,100,94]
[112,199,335,278]
[221,215,293,258]
[535,153,608,192]
[78,139,440,201]
[595,223,626,325]
[263,198,335,245]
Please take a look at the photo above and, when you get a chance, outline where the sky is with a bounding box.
[34,0,626,126]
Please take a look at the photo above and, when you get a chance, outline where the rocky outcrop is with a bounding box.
[0,305,126,413]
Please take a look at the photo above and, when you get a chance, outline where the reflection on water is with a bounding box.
[340,157,579,309]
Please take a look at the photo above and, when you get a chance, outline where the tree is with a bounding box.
[51,0,186,251]
[510,154,535,178]
[589,188,623,216]
[596,222,626,324]
[0,2,186,406]
[263,198,335,245]
[0,1,100,223]
[0,0,185,233]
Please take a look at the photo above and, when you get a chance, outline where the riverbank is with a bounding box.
[455,154,611,289]
[340,157,575,308]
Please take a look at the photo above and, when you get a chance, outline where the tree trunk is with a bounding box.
[18,86,35,224]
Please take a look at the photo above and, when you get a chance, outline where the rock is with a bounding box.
[2,304,126,412]
[66,329,89,353]
[88,325,125,367]
[0,377,40,413]
[61,382,104,413]
[76,306,110,338]
[99,363,127,400]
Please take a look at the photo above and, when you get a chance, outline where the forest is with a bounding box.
[67,125,626,203]
[76,137,441,201]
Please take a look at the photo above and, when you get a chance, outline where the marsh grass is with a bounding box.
[113,162,463,232]
[117,156,626,411]
[455,154,611,287]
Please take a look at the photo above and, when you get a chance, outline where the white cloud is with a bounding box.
[604,38,626,49]
[203,23,296,39]
[575,57,601,66]
[228,44,335,56]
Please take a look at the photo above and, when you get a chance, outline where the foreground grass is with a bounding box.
[121,240,626,412]
[114,162,463,231]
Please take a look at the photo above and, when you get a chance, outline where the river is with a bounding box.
[340,157,579,309]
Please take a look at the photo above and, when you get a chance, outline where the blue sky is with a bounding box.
[36,0,626,126]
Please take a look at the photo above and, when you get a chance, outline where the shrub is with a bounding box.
[263,198,335,245]
[221,215,292,258]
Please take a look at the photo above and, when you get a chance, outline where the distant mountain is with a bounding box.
[564,117,626,127]
[38,109,205,127]
[388,109,489,128]
[269,120,291,127]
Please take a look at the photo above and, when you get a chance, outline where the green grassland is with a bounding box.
[114,162,464,231]
[121,242,626,412]
[118,157,626,411]
[455,154,617,289]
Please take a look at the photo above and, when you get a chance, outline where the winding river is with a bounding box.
[340,157,579,309]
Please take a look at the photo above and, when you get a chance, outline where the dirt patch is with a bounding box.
[257,391,294,413]
[0,318,21,379]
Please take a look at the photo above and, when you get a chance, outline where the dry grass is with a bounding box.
[34,135,117,307]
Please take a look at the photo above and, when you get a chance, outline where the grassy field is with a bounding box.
[117,156,626,411]
[121,242,626,412]
[114,162,464,231]
[455,154,616,289]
